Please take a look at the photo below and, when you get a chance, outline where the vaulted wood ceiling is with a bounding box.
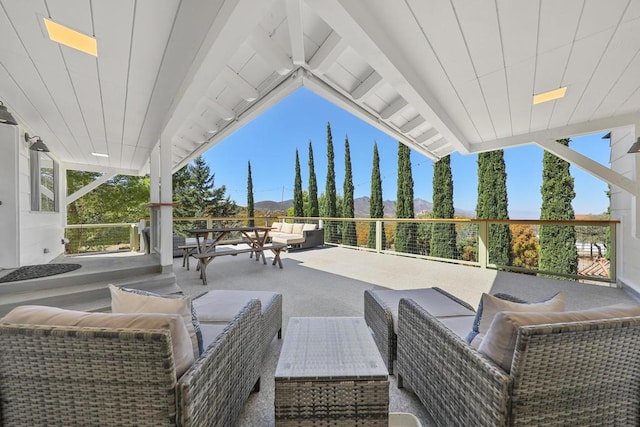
[1,0,639,175]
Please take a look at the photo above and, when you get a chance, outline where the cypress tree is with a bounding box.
[307,140,319,217]
[368,143,385,249]
[476,150,511,266]
[293,149,304,217]
[430,155,457,259]
[539,138,578,278]
[247,161,254,227]
[325,122,339,243]
[342,136,356,246]
[395,143,417,253]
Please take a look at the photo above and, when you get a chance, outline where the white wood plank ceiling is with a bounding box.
[1,0,639,175]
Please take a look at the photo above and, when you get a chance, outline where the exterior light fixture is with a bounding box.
[533,87,567,105]
[0,101,18,125]
[627,137,640,154]
[25,133,50,152]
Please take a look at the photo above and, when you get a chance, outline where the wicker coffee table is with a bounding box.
[275,317,389,426]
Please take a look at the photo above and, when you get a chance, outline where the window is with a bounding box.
[30,151,59,212]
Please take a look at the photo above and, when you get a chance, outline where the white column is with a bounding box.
[149,145,160,254]
[159,137,173,273]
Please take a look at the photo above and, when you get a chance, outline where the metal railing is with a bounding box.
[284,216,618,285]
[65,223,139,254]
[65,216,618,285]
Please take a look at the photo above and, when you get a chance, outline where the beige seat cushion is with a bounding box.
[271,234,305,245]
[302,223,317,232]
[291,223,305,235]
[271,222,283,231]
[479,303,640,373]
[280,222,294,234]
[0,305,194,378]
[194,290,276,323]
[199,323,228,350]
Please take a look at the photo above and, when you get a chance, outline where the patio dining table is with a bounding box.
[189,226,272,261]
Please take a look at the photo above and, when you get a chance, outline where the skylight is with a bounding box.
[44,18,97,57]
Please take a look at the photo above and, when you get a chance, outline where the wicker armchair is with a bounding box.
[0,299,262,427]
[395,298,640,426]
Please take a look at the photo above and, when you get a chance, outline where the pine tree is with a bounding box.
[307,140,319,217]
[539,138,578,278]
[430,155,457,259]
[247,161,254,227]
[293,149,304,217]
[394,143,417,253]
[174,156,237,235]
[476,150,512,266]
[325,122,339,243]
[368,143,385,249]
[342,136,356,245]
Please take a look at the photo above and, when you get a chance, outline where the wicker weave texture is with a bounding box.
[364,290,396,374]
[396,298,640,426]
[1,299,263,427]
[261,293,282,355]
[275,379,389,426]
[177,298,262,427]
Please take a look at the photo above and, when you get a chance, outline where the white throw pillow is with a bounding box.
[109,284,199,358]
[0,305,194,378]
[479,303,640,373]
[280,222,294,234]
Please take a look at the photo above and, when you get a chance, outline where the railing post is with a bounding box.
[207,218,213,228]
[375,220,382,253]
[477,221,488,269]
[318,219,324,229]
[129,224,136,252]
[610,222,617,287]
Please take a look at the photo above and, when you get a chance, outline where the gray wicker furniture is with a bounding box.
[275,317,389,426]
[364,288,476,374]
[193,289,282,358]
[0,299,262,427]
[395,298,640,426]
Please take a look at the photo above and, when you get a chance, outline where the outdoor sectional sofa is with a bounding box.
[0,289,283,427]
[269,221,323,249]
[390,294,640,426]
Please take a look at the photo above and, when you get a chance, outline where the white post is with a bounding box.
[159,137,173,273]
[375,220,382,253]
[477,221,488,269]
[149,146,160,253]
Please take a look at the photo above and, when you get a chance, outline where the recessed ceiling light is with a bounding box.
[44,18,97,57]
[91,152,109,158]
[533,87,567,105]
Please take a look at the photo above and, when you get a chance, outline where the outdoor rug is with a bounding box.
[0,264,82,283]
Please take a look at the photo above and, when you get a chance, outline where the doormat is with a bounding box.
[0,264,82,283]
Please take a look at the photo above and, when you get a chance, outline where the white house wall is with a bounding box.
[0,126,64,268]
[610,126,640,293]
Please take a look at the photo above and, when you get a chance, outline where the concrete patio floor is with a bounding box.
[172,245,636,426]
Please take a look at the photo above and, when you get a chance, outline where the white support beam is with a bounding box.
[220,66,259,101]
[62,162,142,177]
[66,172,116,205]
[303,73,439,161]
[400,115,426,133]
[308,31,346,73]
[380,97,408,119]
[471,112,640,153]
[536,138,638,196]
[415,127,439,144]
[351,71,383,100]
[306,0,469,153]
[286,0,306,66]
[159,136,173,272]
[201,97,235,121]
[249,26,293,75]
[162,0,276,141]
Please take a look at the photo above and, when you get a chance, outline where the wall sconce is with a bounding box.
[628,137,640,154]
[0,100,18,125]
[25,133,50,152]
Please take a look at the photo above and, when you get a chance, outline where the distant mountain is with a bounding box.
[255,197,473,218]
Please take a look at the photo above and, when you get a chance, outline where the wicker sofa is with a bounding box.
[395,297,640,426]
[269,222,323,249]
[0,299,263,427]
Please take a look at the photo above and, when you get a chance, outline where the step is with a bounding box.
[0,272,179,317]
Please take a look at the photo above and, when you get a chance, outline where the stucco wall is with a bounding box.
[609,126,640,293]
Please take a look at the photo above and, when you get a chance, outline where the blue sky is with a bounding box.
[203,88,610,218]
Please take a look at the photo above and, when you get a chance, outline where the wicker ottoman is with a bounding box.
[364,287,475,374]
[194,290,282,358]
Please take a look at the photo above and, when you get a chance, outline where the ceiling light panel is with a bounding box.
[533,87,567,105]
[44,18,97,57]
